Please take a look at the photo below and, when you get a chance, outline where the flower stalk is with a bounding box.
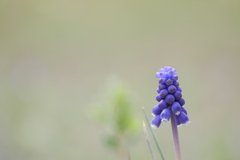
[171,111,181,160]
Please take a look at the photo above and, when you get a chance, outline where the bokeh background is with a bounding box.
[0,0,240,160]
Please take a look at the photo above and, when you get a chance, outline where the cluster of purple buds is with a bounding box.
[151,66,190,128]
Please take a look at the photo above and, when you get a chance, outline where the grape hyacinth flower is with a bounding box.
[151,66,189,127]
[151,66,190,160]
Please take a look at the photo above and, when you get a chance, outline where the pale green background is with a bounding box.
[0,1,240,160]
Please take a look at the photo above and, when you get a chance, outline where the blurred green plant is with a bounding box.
[93,80,140,159]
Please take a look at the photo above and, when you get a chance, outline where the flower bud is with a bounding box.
[160,72,166,78]
[172,102,182,115]
[177,112,190,124]
[158,100,167,110]
[165,94,175,105]
[160,108,171,122]
[166,79,173,86]
[158,78,165,83]
[177,87,182,92]
[178,98,185,106]
[158,83,166,90]
[173,75,178,80]
[152,104,162,116]
[174,81,179,87]
[181,106,188,115]
[174,91,182,100]
[176,117,182,127]
[159,89,168,98]
[156,94,162,102]
[151,115,162,128]
[168,85,177,93]
[155,72,161,78]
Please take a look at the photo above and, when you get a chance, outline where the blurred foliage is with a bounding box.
[93,80,140,151]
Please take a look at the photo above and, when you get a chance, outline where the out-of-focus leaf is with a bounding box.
[92,79,140,153]
[104,135,120,149]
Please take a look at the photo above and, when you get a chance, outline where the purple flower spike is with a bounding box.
[160,108,171,122]
[151,66,189,128]
[152,104,162,116]
[151,115,162,129]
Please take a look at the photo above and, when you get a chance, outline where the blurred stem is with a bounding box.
[143,121,156,160]
[142,107,165,160]
[126,140,131,160]
[171,112,181,160]
[118,136,130,160]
